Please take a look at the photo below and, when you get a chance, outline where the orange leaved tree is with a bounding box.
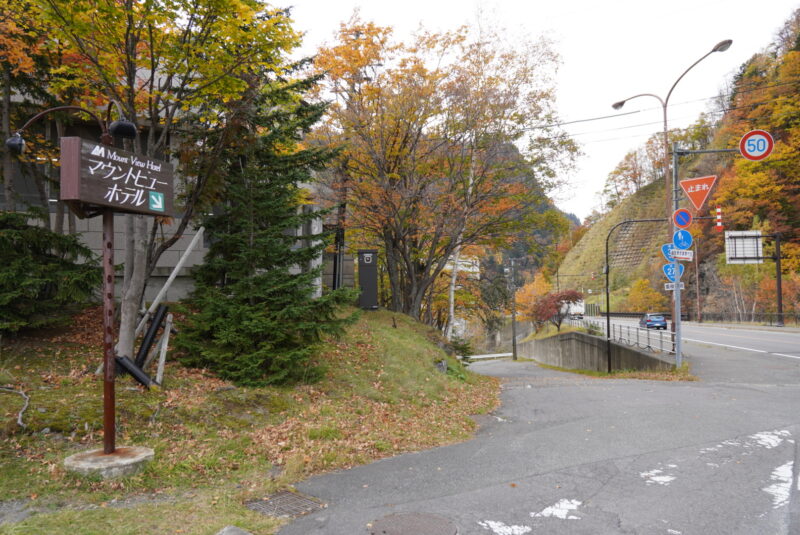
[312,16,576,322]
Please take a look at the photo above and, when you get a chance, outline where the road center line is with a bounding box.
[683,332,778,345]
[773,353,800,360]
[682,337,767,353]
[683,338,800,360]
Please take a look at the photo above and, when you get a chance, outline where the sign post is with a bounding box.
[60,137,173,455]
[671,144,683,367]
[666,138,774,366]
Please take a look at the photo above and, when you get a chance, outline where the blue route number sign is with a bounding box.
[661,243,675,262]
[662,263,685,282]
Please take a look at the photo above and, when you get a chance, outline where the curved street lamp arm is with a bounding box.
[664,50,715,107]
[613,92,665,110]
[604,217,667,373]
[105,99,128,123]
[15,105,107,136]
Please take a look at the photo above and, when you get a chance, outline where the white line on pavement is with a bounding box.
[773,353,800,360]
[683,338,800,360]
[682,337,767,353]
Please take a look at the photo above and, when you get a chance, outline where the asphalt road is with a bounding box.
[607,317,800,364]
[279,344,800,534]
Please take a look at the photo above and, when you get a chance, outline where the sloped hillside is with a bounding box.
[557,180,671,310]
[559,10,800,318]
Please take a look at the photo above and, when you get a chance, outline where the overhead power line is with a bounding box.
[533,76,800,132]
[536,92,796,145]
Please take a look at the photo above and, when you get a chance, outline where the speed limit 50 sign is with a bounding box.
[739,130,774,161]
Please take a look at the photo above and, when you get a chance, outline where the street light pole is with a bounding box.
[612,39,731,370]
[509,259,518,361]
[605,218,665,373]
[612,40,732,226]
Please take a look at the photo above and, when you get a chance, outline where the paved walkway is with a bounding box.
[279,355,800,534]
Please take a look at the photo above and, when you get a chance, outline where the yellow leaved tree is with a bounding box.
[626,279,668,312]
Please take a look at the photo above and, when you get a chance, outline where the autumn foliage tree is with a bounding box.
[707,11,800,264]
[530,290,583,332]
[515,271,552,322]
[626,278,668,312]
[312,16,576,323]
[38,0,301,359]
[1,1,47,211]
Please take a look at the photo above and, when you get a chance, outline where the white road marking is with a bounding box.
[773,353,800,360]
[530,499,582,519]
[682,337,767,353]
[613,320,799,337]
[751,431,792,449]
[640,468,676,486]
[763,461,793,508]
[701,430,791,455]
[684,326,800,337]
[683,337,800,359]
[477,520,532,534]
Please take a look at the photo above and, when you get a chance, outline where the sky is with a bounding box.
[287,0,799,222]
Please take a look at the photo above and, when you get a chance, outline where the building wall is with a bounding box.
[2,123,326,303]
[61,213,207,302]
[322,252,355,289]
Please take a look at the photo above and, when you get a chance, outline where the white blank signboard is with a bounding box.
[725,230,763,264]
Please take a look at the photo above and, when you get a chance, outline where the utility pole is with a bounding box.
[672,143,683,366]
[775,233,784,327]
[509,259,518,361]
[671,145,738,365]
[694,235,702,323]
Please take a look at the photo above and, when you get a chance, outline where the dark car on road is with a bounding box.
[639,313,667,330]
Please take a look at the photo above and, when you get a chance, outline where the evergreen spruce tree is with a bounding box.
[0,210,100,333]
[175,75,355,386]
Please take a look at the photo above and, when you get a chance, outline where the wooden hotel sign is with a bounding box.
[60,137,174,216]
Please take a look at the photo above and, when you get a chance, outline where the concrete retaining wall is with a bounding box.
[517,330,674,372]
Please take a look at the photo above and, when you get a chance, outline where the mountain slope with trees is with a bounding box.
[557,9,800,318]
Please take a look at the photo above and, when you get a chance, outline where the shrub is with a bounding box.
[0,211,100,334]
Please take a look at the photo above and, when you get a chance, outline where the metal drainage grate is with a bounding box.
[245,491,325,519]
[369,512,458,535]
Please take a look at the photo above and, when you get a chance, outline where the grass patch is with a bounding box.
[307,426,343,441]
[534,360,698,381]
[0,306,499,534]
[0,491,282,535]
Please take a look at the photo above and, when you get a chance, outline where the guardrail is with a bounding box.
[567,318,675,355]
[586,311,798,325]
[696,312,800,326]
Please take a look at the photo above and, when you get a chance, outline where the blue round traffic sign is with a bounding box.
[673,208,692,229]
[673,229,693,250]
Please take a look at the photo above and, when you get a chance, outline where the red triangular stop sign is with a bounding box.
[680,175,717,211]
